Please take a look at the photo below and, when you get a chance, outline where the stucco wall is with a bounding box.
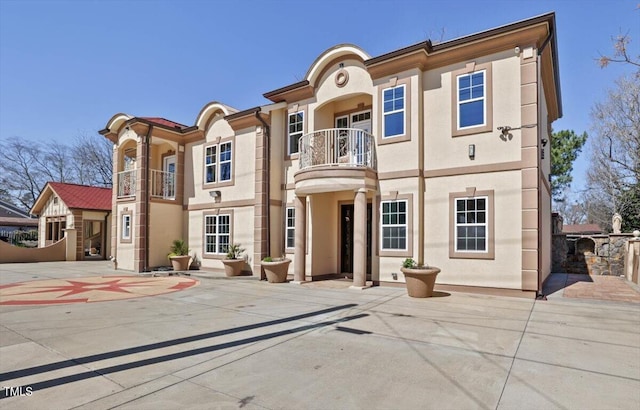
[114,202,135,271]
[149,202,184,268]
[424,170,523,289]
[0,237,66,263]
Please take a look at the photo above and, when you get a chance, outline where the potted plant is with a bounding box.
[261,256,291,283]
[168,239,191,271]
[400,258,441,298]
[221,243,245,276]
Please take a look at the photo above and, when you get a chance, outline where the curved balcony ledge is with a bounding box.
[294,165,378,195]
[298,128,377,171]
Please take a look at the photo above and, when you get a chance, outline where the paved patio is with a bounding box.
[0,262,639,409]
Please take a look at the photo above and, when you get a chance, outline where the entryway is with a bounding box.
[340,203,372,279]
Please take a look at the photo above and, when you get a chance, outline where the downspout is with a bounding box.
[104,211,110,260]
[255,109,271,258]
[536,30,554,298]
[144,125,154,272]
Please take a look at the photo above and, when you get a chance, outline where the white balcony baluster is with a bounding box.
[298,128,376,170]
[117,170,136,198]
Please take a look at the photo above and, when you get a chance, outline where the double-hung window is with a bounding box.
[381,200,407,250]
[204,214,230,255]
[457,71,485,129]
[205,141,232,184]
[285,207,295,249]
[454,196,487,252]
[382,85,405,138]
[288,112,304,155]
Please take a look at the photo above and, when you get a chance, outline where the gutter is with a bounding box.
[255,109,271,259]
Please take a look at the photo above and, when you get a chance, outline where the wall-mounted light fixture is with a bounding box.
[468,144,476,160]
[541,138,548,147]
[209,190,221,203]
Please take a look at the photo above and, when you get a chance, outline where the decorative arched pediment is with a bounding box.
[195,102,237,131]
[103,113,132,135]
[305,44,370,88]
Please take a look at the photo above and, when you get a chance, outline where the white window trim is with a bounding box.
[204,214,230,255]
[285,207,295,249]
[454,196,489,253]
[288,111,304,155]
[382,84,405,139]
[205,141,233,184]
[380,199,408,251]
[457,70,486,130]
[121,214,131,240]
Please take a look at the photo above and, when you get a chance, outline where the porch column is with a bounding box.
[293,194,306,283]
[352,188,367,288]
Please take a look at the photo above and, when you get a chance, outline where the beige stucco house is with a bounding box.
[100,13,561,297]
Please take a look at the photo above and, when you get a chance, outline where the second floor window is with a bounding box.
[458,71,485,129]
[383,85,405,138]
[288,112,304,155]
[205,141,232,184]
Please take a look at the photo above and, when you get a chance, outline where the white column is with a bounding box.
[293,194,306,283]
[352,188,367,288]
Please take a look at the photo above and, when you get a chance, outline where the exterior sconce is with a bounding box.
[209,190,221,203]
[541,138,548,147]
[468,144,475,160]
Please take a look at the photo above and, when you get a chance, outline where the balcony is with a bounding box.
[299,128,377,170]
[117,170,136,198]
[117,169,176,200]
[150,169,175,199]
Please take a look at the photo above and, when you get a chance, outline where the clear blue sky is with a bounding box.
[1,0,638,196]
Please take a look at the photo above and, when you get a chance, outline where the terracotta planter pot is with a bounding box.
[222,259,245,277]
[261,259,291,283]
[169,255,191,271]
[400,267,441,298]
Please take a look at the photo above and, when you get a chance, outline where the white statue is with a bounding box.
[612,213,622,234]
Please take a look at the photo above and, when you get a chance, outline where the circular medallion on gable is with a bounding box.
[335,69,349,88]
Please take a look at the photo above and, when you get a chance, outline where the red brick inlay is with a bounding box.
[0,276,198,305]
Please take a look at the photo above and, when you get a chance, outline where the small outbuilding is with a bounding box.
[31,182,112,260]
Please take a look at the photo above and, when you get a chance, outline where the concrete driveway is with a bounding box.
[1,262,639,409]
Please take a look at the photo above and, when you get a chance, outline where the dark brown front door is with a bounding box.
[340,203,372,277]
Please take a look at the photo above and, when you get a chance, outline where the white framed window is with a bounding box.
[121,214,131,240]
[288,111,304,155]
[205,141,233,184]
[454,196,488,252]
[285,207,295,249]
[381,200,407,250]
[382,85,405,138]
[204,214,230,254]
[457,70,486,129]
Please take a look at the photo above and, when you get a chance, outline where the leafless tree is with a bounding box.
[598,32,640,69]
[553,197,587,225]
[0,134,113,212]
[585,73,640,231]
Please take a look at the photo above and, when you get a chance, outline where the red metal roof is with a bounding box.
[563,224,603,234]
[139,117,188,129]
[48,182,112,211]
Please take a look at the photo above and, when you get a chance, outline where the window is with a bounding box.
[381,200,407,250]
[382,85,405,138]
[288,112,304,155]
[204,214,230,255]
[286,207,295,249]
[45,217,66,242]
[205,141,233,184]
[457,70,485,129]
[455,197,487,252]
[449,189,494,259]
[121,214,131,241]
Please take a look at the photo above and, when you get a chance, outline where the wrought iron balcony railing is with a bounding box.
[117,170,136,198]
[298,128,376,170]
[150,169,176,199]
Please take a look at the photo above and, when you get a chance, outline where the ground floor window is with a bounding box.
[381,199,407,250]
[449,189,495,259]
[205,214,230,255]
[45,216,66,242]
[285,207,295,249]
[121,213,131,242]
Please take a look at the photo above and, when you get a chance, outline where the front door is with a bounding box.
[163,155,176,199]
[340,203,372,277]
